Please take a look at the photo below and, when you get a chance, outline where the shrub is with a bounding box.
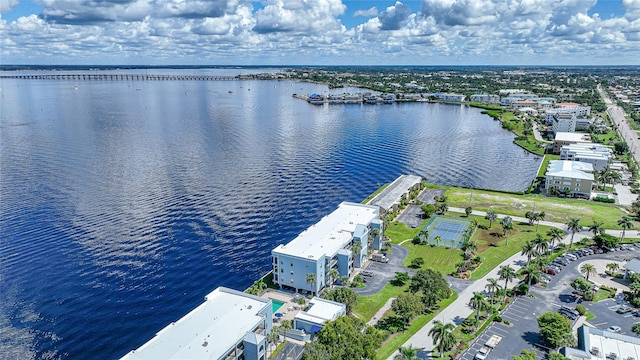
[583,291,594,301]
[494,316,503,322]
[503,319,511,325]
[593,197,615,203]
[575,305,587,315]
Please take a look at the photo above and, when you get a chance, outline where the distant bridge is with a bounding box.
[0,74,243,81]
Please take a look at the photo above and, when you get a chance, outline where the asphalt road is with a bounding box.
[598,85,640,164]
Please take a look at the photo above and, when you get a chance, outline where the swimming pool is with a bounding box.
[272,300,285,313]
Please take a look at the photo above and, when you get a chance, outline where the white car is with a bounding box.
[607,326,621,333]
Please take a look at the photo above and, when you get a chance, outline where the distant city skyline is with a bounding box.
[1,0,639,65]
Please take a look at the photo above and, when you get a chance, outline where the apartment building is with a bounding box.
[545,160,594,198]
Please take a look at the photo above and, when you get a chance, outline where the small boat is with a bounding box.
[228,90,233,93]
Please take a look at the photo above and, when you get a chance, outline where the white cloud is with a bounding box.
[353,6,377,17]
[0,0,639,64]
[0,0,20,13]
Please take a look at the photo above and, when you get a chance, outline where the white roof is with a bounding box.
[120,287,270,360]
[555,132,590,142]
[546,160,594,181]
[294,297,345,325]
[272,202,378,260]
[368,175,422,211]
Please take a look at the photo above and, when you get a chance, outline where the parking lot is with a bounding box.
[354,245,414,296]
[458,245,640,359]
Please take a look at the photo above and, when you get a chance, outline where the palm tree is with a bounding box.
[521,264,541,293]
[521,240,537,263]
[339,275,350,286]
[328,268,339,288]
[501,216,513,246]
[434,235,442,247]
[306,273,317,296]
[546,227,565,249]
[589,221,605,237]
[352,241,363,266]
[618,216,634,241]
[280,319,292,343]
[369,228,380,249]
[485,210,497,228]
[606,262,620,275]
[566,218,582,249]
[485,278,501,306]
[465,206,473,217]
[532,233,549,259]
[580,263,597,281]
[498,265,517,300]
[267,326,280,350]
[418,229,429,244]
[394,345,419,360]
[428,321,456,357]
[470,291,487,321]
[536,211,546,232]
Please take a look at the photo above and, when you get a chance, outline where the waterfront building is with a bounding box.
[293,297,346,335]
[517,107,538,116]
[560,143,613,171]
[511,99,539,109]
[469,93,500,104]
[271,202,381,295]
[553,132,591,154]
[367,174,422,215]
[120,287,272,360]
[545,160,594,198]
[545,104,591,125]
[437,93,466,102]
[561,325,640,359]
[552,112,578,133]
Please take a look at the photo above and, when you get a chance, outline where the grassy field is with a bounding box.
[385,220,427,244]
[445,186,639,230]
[354,283,407,321]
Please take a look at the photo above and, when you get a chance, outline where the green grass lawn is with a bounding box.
[537,154,560,177]
[386,221,426,244]
[403,243,461,275]
[514,137,546,155]
[445,186,639,230]
[375,293,458,360]
[353,283,408,321]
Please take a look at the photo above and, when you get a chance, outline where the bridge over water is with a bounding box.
[0,74,243,81]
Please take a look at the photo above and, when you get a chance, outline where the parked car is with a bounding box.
[546,268,557,275]
[633,243,640,248]
[617,306,633,314]
[607,326,622,333]
[360,270,373,277]
[559,309,578,320]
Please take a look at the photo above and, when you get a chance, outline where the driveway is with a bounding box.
[615,183,638,206]
[395,188,445,228]
[355,245,413,296]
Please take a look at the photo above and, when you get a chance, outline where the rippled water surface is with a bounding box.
[0,70,540,359]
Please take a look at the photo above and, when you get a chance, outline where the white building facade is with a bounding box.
[559,143,614,171]
[545,160,594,198]
[271,202,382,295]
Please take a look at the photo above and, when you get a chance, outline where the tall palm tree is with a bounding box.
[418,229,429,244]
[281,319,292,343]
[306,273,317,296]
[580,263,597,281]
[521,241,537,263]
[498,265,517,300]
[532,233,549,259]
[394,345,419,360]
[501,216,513,246]
[546,227,565,249]
[352,241,363,266]
[485,278,501,306]
[536,211,546,232]
[267,326,280,350]
[566,218,582,249]
[521,264,541,293]
[434,235,442,247]
[485,210,497,228]
[470,291,487,321]
[618,216,634,241]
[328,268,339,288]
[589,221,605,237]
[428,321,456,357]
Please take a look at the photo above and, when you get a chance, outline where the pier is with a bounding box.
[0,74,243,81]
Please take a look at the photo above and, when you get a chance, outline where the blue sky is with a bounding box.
[1,0,639,65]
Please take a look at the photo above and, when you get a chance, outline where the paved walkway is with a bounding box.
[367,297,395,326]
[389,207,637,358]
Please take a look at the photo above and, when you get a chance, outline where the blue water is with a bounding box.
[0,69,540,359]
